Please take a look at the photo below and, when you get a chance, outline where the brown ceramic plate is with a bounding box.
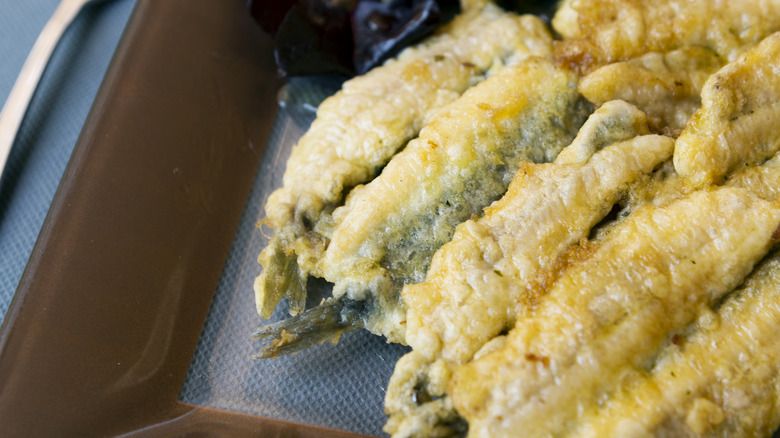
[0,0,371,435]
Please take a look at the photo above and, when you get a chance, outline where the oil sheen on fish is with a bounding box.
[255,3,555,319]
[395,100,655,368]
[449,187,780,438]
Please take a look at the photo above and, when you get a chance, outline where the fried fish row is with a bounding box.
[253,0,780,436]
[256,2,555,319]
[450,186,780,438]
[385,100,673,436]
[253,57,591,357]
[382,14,780,438]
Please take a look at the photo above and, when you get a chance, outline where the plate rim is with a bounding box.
[0,0,372,436]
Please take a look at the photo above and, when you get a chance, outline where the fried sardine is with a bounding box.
[256,3,554,319]
[251,1,780,436]
[319,58,590,340]
[450,188,780,437]
[385,101,674,437]
[253,58,591,357]
[571,249,780,437]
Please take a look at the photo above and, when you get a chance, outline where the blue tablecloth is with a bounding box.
[0,0,138,324]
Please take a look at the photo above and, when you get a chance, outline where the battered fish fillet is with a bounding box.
[571,250,780,437]
[552,0,780,73]
[252,58,591,357]
[385,101,673,437]
[578,47,723,134]
[255,4,554,319]
[674,32,780,189]
[319,58,590,343]
[449,188,780,438]
[400,100,654,367]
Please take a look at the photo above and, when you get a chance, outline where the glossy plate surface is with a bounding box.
[0,0,372,435]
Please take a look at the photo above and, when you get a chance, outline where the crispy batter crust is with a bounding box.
[450,188,780,438]
[320,58,590,341]
[256,4,554,318]
[553,0,780,73]
[572,250,780,437]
